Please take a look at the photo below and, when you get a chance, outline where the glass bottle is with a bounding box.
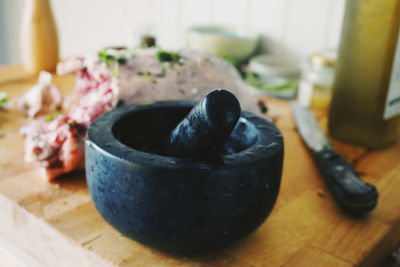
[328,0,400,149]
[20,0,59,74]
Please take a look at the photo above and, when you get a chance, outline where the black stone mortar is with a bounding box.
[86,101,284,254]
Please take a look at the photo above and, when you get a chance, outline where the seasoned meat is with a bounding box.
[22,48,258,180]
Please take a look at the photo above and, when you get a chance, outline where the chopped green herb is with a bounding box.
[44,110,62,122]
[156,50,181,64]
[98,50,114,67]
[116,100,125,108]
[117,56,127,65]
[137,71,157,83]
[98,50,127,68]
[257,100,268,114]
[0,92,9,109]
[138,71,152,77]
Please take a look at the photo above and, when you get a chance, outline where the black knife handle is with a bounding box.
[312,149,378,215]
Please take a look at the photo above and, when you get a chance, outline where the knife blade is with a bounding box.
[291,101,378,215]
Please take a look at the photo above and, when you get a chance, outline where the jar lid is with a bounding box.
[309,51,336,67]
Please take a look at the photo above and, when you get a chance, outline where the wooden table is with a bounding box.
[0,65,400,267]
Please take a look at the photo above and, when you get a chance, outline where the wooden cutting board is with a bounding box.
[1,66,400,267]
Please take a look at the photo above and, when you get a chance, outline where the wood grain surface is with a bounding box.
[0,65,399,266]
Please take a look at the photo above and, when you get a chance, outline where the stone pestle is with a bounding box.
[166,89,241,159]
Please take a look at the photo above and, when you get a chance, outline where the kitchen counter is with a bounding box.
[0,65,399,266]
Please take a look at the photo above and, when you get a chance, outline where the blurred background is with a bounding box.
[0,0,345,64]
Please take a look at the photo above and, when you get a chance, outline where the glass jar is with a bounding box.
[297,52,336,110]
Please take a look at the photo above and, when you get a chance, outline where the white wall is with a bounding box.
[0,0,346,65]
[0,0,24,64]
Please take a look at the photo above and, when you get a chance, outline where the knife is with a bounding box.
[291,101,378,215]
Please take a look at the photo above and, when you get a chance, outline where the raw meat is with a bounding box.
[22,47,258,180]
